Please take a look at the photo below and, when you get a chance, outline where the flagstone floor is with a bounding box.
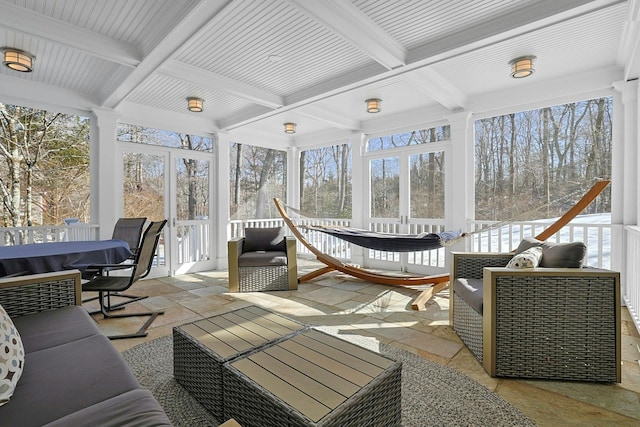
[88,259,640,427]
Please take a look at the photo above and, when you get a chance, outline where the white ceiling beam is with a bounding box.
[159,59,284,108]
[618,0,640,80]
[102,0,232,109]
[0,1,140,67]
[0,74,98,112]
[404,69,467,111]
[287,0,406,70]
[296,104,360,131]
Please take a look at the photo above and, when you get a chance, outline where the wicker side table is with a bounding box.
[223,328,402,427]
[173,305,307,420]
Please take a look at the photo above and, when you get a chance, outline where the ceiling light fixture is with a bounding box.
[2,48,35,72]
[187,97,204,112]
[283,122,296,134]
[509,56,536,78]
[365,98,381,113]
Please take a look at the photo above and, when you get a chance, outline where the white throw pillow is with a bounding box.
[0,303,24,407]
[506,246,543,269]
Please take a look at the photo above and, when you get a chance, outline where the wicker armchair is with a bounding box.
[451,251,621,382]
[228,227,298,292]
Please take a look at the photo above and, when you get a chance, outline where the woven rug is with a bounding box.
[122,333,536,427]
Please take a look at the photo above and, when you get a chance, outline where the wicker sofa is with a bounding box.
[450,250,621,382]
[0,270,171,426]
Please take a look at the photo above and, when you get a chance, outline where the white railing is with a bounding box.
[0,223,99,246]
[468,216,612,269]
[625,226,640,336]
[175,221,210,264]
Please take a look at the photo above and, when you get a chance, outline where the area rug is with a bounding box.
[122,333,536,427]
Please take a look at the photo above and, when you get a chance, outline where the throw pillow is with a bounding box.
[515,237,586,268]
[243,227,286,252]
[506,246,543,268]
[0,303,24,407]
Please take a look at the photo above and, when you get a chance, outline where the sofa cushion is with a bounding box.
[453,278,484,314]
[238,251,287,267]
[515,237,586,268]
[0,303,24,407]
[43,389,171,427]
[506,246,543,269]
[243,227,286,252]
[12,306,100,353]
[1,334,140,426]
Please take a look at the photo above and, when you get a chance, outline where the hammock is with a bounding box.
[273,179,610,298]
[297,225,463,252]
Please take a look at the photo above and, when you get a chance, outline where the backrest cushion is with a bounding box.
[515,237,587,268]
[243,227,286,252]
[506,246,543,268]
[0,303,24,407]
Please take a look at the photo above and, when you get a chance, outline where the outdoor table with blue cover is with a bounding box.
[0,239,133,276]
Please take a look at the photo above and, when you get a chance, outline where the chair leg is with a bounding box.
[96,291,164,340]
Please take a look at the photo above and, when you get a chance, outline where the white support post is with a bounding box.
[287,145,300,209]
[90,108,121,240]
[216,132,231,270]
[351,133,366,266]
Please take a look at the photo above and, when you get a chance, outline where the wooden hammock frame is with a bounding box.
[274,180,610,308]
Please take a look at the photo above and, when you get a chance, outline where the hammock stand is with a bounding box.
[274,180,610,308]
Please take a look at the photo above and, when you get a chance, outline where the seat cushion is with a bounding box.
[515,237,586,268]
[43,389,171,427]
[243,227,286,252]
[453,278,484,314]
[12,306,100,353]
[238,251,287,267]
[0,334,140,427]
[0,304,24,407]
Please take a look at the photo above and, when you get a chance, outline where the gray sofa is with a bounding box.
[0,270,171,426]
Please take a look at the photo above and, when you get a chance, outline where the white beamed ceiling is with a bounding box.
[0,0,636,147]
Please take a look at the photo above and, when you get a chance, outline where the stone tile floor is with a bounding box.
[87,260,640,427]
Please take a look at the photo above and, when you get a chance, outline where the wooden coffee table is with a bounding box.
[173,305,307,420]
[223,329,402,426]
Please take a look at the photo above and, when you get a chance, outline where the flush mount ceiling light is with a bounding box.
[2,48,35,72]
[283,122,296,134]
[187,97,204,112]
[509,56,536,78]
[365,98,381,113]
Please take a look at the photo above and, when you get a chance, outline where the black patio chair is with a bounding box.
[82,217,148,311]
[82,219,167,340]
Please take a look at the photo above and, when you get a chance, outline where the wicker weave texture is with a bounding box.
[453,253,512,280]
[0,279,76,317]
[223,334,402,427]
[238,265,289,292]
[452,293,484,362]
[494,275,618,381]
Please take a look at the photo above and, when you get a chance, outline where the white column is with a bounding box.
[445,111,474,251]
[287,145,300,208]
[350,133,366,266]
[215,132,231,269]
[90,108,121,240]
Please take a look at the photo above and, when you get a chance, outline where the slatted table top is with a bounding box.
[228,328,397,423]
[176,305,306,360]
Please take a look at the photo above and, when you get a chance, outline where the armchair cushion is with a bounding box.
[452,278,483,314]
[506,246,543,268]
[515,237,586,268]
[238,251,287,267]
[243,227,286,252]
[0,303,24,407]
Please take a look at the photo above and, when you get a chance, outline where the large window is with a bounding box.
[301,144,351,218]
[118,123,214,152]
[475,97,612,221]
[229,143,286,219]
[0,103,90,226]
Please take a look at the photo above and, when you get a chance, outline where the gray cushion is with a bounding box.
[453,278,483,314]
[43,389,171,427]
[243,227,285,252]
[238,251,287,267]
[12,306,100,353]
[1,335,140,426]
[515,237,586,268]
